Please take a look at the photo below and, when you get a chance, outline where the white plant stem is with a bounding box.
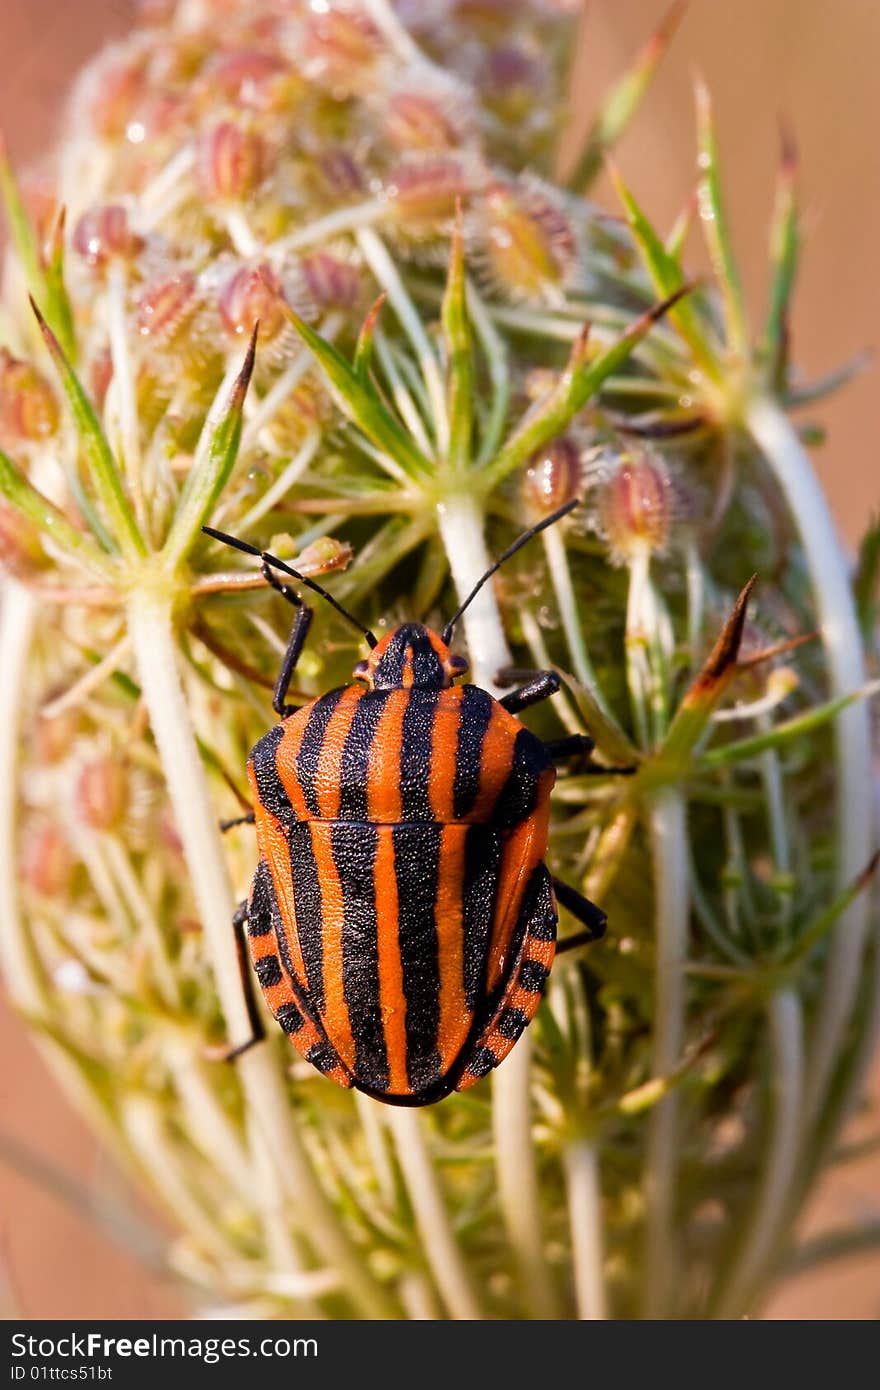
[436,490,563,1310]
[357,227,450,456]
[125,587,392,1318]
[643,789,689,1318]
[0,583,44,1013]
[715,988,804,1316]
[493,1040,561,1318]
[270,198,386,260]
[564,1137,607,1319]
[542,526,613,720]
[436,491,510,694]
[386,1108,482,1320]
[746,397,873,1128]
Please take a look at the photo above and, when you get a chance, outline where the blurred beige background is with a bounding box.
[0,0,878,1319]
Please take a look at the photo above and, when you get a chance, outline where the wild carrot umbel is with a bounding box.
[0,0,876,1319]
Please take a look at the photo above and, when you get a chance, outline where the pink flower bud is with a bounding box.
[136,270,198,341]
[383,92,459,152]
[480,44,547,123]
[20,821,73,899]
[219,262,287,341]
[197,121,267,202]
[203,49,294,111]
[313,146,367,198]
[522,437,582,519]
[72,205,142,269]
[34,705,81,764]
[592,449,676,563]
[385,156,474,234]
[299,252,362,311]
[0,351,60,441]
[89,53,149,139]
[76,757,127,831]
[0,503,51,581]
[304,6,383,97]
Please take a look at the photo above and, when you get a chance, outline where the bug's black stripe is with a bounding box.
[461,826,502,1011]
[331,823,390,1091]
[399,690,439,821]
[337,690,389,821]
[286,821,325,1011]
[372,624,444,691]
[528,864,557,942]
[247,859,274,937]
[255,953,282,988]
[250,722,293,823]
[453,685,493,820]
[296,687,345,818]
[393,824,442,1091]
[493,726,550,829]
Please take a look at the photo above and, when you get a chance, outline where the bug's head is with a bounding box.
[353,623,468,691]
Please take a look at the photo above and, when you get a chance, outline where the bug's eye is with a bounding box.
[448,654,468,676]
[353,659,370,680]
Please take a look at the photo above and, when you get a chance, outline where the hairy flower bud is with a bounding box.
[197,121,267,201]
[479,179,577,302]
[136,270,198,341]
[0,503,51,581]
[299,251,362,311]
[590,447,677,563]
[385,156,474,234]
[20,821,73,899]
[303,5,383,98]
[76,757,127,831]
[382,91,461,153]
[218,262,287,341]
[0,351,60,442]
[522,436,583,519]
[72,204,142,269]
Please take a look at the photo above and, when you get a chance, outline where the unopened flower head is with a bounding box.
[521,435,584,520]
[0,352,60,442]
[474,177,579,303]
[72,204,142,269]
[587,444,682,564]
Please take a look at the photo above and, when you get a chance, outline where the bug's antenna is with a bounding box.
[441,499,579,645]
[202,526,378,648]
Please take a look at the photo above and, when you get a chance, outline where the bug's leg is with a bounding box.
[211,900,265,1062]
[261,558,314,718]
[220,811,256,833]
[552,876,607,950]
[544,732,637,776]
[498,669,561,714]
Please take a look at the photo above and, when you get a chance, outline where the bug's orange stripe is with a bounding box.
[486,785,551,992]
[434,824,469,1071]
[254,804,307,984]
[374,829,410,1094]
[275,713,310,819]
[308,822,357,1070]
[366,691,406,822]
[401,646,414,688]
[471,703,516,820]
[428,687,462,820]
[314,685,362,819]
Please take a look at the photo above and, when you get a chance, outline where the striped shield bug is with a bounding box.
[204,501,622,1106]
